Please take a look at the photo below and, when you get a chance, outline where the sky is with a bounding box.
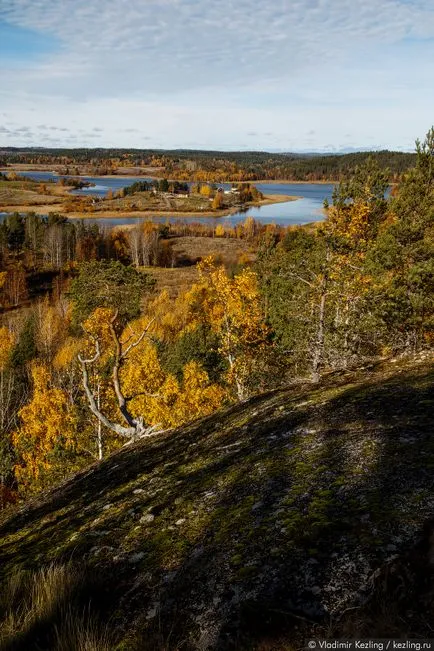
[0,0,434,152]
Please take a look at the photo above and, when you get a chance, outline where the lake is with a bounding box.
[6,172,336,226]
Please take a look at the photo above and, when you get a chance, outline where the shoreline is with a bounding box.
[1,167,338,185]
[0,193,300,220]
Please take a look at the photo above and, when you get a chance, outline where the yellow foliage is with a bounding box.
[192,258,268,346]
[36,299,65,358]
[121,340,166,413]
[81,307,117,361]
[138,290,191,343]
[121,340,226,429]
[13,364,77,493]
[53,338,82,370]
[212,193,224,209]
[184,257,269,399]
[199,184,212,197]
[83,307,116,343]
[78,296,228,434]
[0,326,15,370]
[170,361,227,426]
[146,361,226,428]
[215,224,225,237]
[326,202,374,250]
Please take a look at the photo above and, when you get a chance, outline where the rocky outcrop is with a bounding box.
[0,355,433,649]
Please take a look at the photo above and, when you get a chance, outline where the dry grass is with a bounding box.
[97,191,212,214]
[0,563,111,651]
[0,178,68,209]
[144,265,200,297]
[250,193,300,205]
[0,203,65,213]
[143,236,255,296]
[170,235,254,262]
[0,189,61,208]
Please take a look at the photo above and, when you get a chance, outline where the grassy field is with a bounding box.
[0,178,64,208]
[96,191,213,213]
[143,236,255,296]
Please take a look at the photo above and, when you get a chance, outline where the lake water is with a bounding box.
[5,172,336,227]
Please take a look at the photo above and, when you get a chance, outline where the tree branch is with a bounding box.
[78,351,136,439]
[78,314,158,441]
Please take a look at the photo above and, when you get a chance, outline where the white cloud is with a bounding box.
[2,0,434,96]
[1,0,434,148]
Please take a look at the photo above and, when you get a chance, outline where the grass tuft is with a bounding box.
[0,562,111,651]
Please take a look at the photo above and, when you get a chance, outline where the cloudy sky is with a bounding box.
[1,0,433,151]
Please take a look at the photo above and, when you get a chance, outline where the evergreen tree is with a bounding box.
[10,316,38,368]
[367,128,434,351]
[69,260,155,329]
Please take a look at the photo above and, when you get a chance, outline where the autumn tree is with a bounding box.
[323,172,389,366]
[185,258,270,400]
[0,327,19,508]
[77,308,161,440]
[13,363,77,494]
[35,296,66,361]
[212,192,224,209]
[77,304,226,441]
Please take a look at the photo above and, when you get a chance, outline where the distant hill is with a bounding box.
[1,354,433,650]
[0,147,416,182]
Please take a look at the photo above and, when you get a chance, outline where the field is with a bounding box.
[0,178,66,208]
[144,235,255,296]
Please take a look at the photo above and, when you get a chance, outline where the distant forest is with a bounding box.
[0,147,416,182]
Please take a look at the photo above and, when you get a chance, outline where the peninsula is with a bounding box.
[0,172,298,219]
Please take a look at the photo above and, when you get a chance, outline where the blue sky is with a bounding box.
[0,0,433,151]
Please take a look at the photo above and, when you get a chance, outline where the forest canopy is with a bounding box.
[0,147,416,182]
[0,129,432,505]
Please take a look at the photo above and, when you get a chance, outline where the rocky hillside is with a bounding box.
[0,355,433,650]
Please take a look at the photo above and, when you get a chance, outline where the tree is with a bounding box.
[155,361,226,428]
[3,266,28,307]
[322,192,390,366]
[199,184,212,198]
[332,155,389,211]
[10,315,37,368]
[5,213,25,251]
[257,228,330,379]
[185,258,270,400]
[0,327,14,371]
[13,363,77,494]
[212,192,224,209]
[0,327,19,508]
[77,295,229,441]
[78,310,159,440]
[69,260,154,328]
[35,296,65,360]
[366,128,434,351]
[161,323,225,383]
[158,178,169,193]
